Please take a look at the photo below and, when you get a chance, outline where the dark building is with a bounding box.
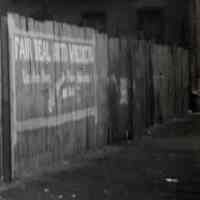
[0,0,191,46]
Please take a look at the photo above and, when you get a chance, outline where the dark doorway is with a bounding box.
[137,8,164,43]
[80,12,106,33]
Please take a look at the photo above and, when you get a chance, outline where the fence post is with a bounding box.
[1,16,12,182]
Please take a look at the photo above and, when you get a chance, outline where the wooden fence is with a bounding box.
[108,39,189,140]
[0,13,190,181]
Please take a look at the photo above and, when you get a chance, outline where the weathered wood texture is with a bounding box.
[0,13,189,179]
[151,45,189,120]
[1,16,11,182]
[130,41,150,139]
[0,18,4,181]
[108,39,189,140]
[108,38,130,141]
[95,33,109,147]
[6,13,108,177]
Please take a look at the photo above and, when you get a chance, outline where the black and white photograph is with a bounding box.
[0,0,198,199]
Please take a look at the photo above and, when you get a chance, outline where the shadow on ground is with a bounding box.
[1,115,200,200]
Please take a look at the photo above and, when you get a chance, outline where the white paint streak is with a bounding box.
[16,107,97,132]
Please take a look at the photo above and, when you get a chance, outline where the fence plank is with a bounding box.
[1,16,12,182]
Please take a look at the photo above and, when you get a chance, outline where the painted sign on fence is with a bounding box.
[8,14,97,133]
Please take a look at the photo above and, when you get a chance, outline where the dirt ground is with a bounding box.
[0,133,200,200]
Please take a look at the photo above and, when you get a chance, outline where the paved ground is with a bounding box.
[1,133,200,200]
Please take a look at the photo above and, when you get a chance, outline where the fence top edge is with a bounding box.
[7,12,99,41]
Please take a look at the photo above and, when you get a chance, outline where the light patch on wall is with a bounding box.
[120,78,128,105]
